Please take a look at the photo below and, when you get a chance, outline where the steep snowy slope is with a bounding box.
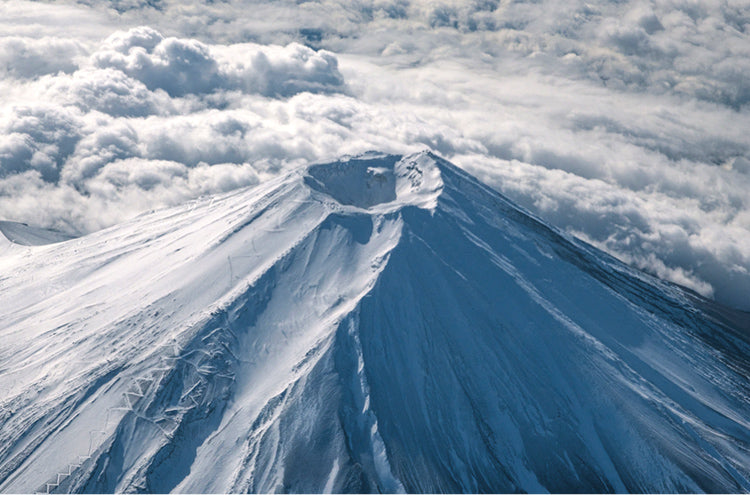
[1,151,749,493]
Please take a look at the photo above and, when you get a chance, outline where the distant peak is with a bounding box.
[303,151,443,211]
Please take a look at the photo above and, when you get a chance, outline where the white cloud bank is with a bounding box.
[90,26,344,97]
[0,0,749,310]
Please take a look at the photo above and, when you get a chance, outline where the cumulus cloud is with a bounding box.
[39,68,174,117]
[0,22,348,232]
[0,105,83,181]
[1,0,749,311]
[0,36,86,79]
[90,26,345,97]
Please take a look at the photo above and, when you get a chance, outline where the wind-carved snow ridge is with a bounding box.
[1,150,750,493]
[335,313,405,494]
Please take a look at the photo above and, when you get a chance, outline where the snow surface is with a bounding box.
[1,151,750,493]
[0,221,74,247]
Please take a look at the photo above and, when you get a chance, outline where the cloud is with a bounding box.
[0,23,349,235]
[0,1,112,39]
[1,1,749,312]
[0,36,86,79]
[0,104,83,182]
[39,68,174,117]
[90,26,345,97]
[0,159,261,234]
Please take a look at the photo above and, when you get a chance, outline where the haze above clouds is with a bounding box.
[1,0,749,309]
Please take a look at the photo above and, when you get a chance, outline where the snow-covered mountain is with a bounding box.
[1,151,750,493]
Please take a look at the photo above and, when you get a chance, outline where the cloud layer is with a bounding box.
[90,26,344,97]
[1,0,749,310]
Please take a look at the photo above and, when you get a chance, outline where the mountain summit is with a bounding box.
[1,151,749,493]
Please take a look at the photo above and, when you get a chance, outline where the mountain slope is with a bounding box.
[1,151,749,493]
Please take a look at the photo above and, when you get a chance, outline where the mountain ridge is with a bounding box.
[1,151,749,493]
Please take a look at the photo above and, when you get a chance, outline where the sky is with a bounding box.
[1,0,749,310]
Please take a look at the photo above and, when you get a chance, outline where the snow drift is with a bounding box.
[1,151,749,493]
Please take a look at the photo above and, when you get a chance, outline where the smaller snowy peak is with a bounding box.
[304,151,443,211]
[0,221,74,246]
